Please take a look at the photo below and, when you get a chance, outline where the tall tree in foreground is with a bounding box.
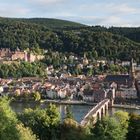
[127,113,140,140]
[92,116,126,140]
[0,97,37,140]
[114,111,129,139]
[60,118,91,140]
[18,104,60,140]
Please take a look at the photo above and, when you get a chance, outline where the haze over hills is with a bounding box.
[0,17,140,62]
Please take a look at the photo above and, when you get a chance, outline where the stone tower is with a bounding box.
[130,58,136,88]
[130,58,135,80]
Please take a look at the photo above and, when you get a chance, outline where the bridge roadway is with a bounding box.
[80,99,110,126]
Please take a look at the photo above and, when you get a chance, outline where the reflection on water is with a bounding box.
[10,102,140,123]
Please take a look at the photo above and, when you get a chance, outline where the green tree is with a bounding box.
[61,118,90,140]
[18,108,48,140]
[92,116,126,140]
[16,124,37,140]
[0,97,37,140]
[18,104,60,140]
[114,111,129,138]
[0,97,19,140]
[87,68,93,76]
[32,91,41,101]
[45,104,60,125]
[65,106,74,119]
[99,62,104,72]
[127,113,140,140]
[92,50,98,59]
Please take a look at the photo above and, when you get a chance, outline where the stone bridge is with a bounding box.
[80,99,110,126]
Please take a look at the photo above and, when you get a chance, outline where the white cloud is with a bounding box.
[61,15,140,27]
[100,16,127,27]
[29,0,66,5]
[106,3,139,15]
[99,16,140,27]
[79,3,140,15]
[0,0,139,27]
[75,2,140,27]
[84,16,134,27]
[0,4,30,17]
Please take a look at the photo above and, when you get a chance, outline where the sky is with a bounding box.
[0,0,140,27]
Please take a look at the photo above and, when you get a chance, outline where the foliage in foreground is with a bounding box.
[0,97,37,140]
[0,97,140,140]
[18,104,60,140]
[93,116,127,140]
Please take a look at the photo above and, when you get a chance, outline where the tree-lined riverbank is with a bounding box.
[1,97,140,140]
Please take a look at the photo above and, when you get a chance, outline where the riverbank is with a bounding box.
[11,99,140,110]
[42,100,140,110]
[11,99,97,106]
[41,99,97,106]
[113,104,140,110]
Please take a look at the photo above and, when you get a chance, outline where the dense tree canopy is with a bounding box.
[127,113,140,140]
[18,104,60,140]
[0,62,47,78]
[92,116,126,140]
[0,17,140,62]
[0,97,37,140]
[0,98,140,140]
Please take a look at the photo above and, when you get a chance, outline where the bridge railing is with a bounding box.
[83,99,109,119]
[80,99,110,125]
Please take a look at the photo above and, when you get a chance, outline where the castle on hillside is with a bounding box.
[0,48,44,62]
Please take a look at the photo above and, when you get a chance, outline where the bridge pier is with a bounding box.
[108,99,114,107]
[97,111,101,120]
[105,103,108,115]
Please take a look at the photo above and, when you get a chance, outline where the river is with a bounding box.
[10,102,140,123]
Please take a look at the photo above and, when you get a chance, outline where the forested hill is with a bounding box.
[0,17,140,62]
[108,27,140,43]
[0,17,85,28]
[86,26,140,43]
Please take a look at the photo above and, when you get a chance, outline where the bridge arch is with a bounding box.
[80,99,110,126]
[101,108,104,119]
[97,111,100,120]
[105,103,108,115]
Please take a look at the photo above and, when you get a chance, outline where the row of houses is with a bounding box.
[104,74,137,100]
[0,73,138,103]
[0,76,111,101]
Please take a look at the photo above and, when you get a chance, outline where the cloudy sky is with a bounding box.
[0,0,140,27]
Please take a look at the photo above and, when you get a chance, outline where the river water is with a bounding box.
[10,102,140,123]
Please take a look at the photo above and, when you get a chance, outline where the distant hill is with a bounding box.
[0,17,85,28]
[23,18,86,28]
[0,17,140,62]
